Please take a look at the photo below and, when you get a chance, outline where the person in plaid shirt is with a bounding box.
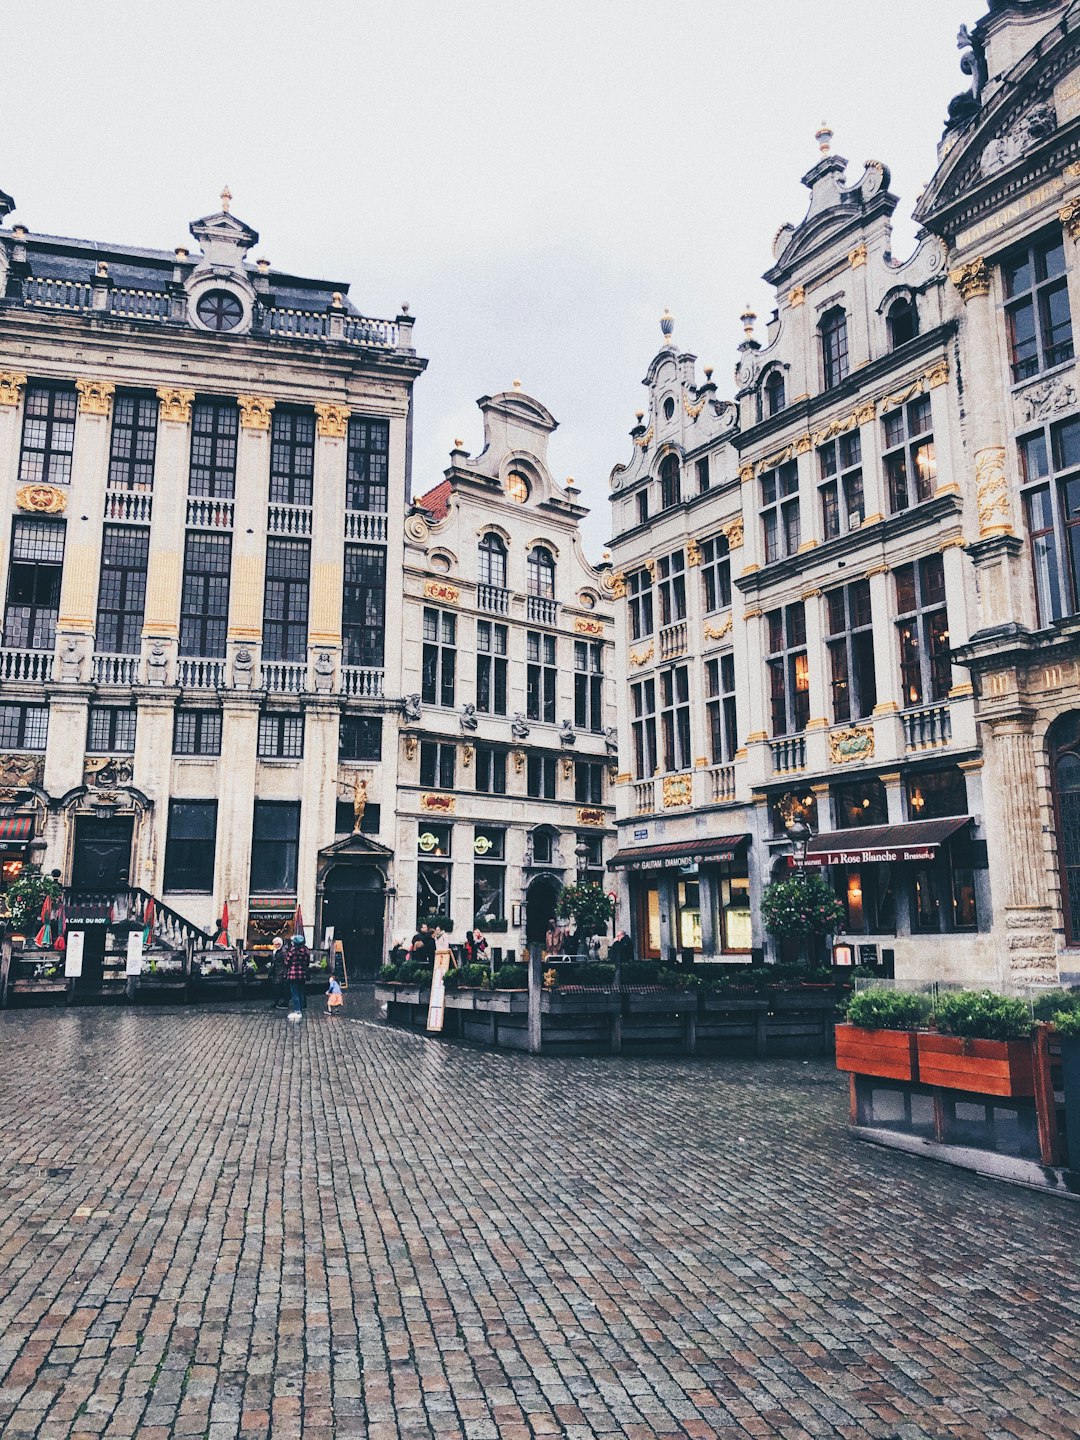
[284,933,310,1020]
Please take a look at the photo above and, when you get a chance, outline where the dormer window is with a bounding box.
[764,369,786,418]
[887,295,918,350]
[819,308,849,391]
[195,290,243,332]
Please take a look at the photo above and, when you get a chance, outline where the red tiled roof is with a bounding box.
[416,480,452,520]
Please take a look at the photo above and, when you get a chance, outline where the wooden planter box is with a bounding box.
[916,1033,1035,1097]
[623,989,698,1014]
[835,1023,919,1082]
[543,990,620,1016]
[770,989,843,1013]
[473,989,528,1015]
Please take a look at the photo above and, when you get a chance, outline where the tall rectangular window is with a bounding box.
[657,551,687,625]
[0,703,48,751]
[696,457,710,494]
[3,518,65,650]
[87,706,136,754]
[420,740,456,789]
[108,392,158,491]
[766,603,809,736]
[475,745,506,794]
[574,760,604,804]
[826,579,877,722]
[660,455,681,510]
[895,556,950,707]
[820,310,849,391]
[883,396,936,513]
[19,385,77,486]
[574,640,603,732]
[164,800,217,893]
[189,399,238,497]
[95,526,149,655]
[180,531,231,658]
[346,416,389,511]
[631,677,657,780]
[173,708,222,756]
[660,664,691,772]
[705,654,737,764]
[526,631,556,722]
[1004,232,1073,383]
[269,408,315,506]
[262,539,310,662]
[422,607,456,706]
[342,544,386,667]
[473,827,506,925]
[476,620,508,715]
[339,715,382,761]
[1020,415,1080,623]
[818,432,864,540]
[416,824,452,925]
[526,752,557,799]
[700,535,731,614]
[257,713,304,759]
[628,568,654,640]
[250,800,300,893]
[761,460,800,563]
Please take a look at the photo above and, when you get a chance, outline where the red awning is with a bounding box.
[608,835,749,870]
[805,816,970,866]
[0,816,33,843]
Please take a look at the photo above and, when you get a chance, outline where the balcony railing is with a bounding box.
[343,510,388,543]
[708,763,736,803]
[266,307,329,338]
[0,648,53,683]
[902,702,952,751]
[526,595,557,627]
[267,503,312,536]
[92,653,139,686]
[110,287,169,321]
[770,735,806,773]
[104,489,152,523]
[477,583,510,615]
[659,620,687,660]
[341,666,385,699]
[177,658,224,690]
[261,662,307,694]
[23,276,94,310]
[343,315,398,347]
[633,779,656,815]
[186,497,234,529]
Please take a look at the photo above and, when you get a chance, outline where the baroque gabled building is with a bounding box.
[400,388,616,951]
[608,0,1080,988]
[0,186,424,978]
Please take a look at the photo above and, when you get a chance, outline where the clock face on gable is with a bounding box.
[196,290,243,331]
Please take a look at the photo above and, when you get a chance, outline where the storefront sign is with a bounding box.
[813,843,937,865]
[126,931,144,976]
[64,931,84,978]
[633,828,649,841]
[634,849,738,870]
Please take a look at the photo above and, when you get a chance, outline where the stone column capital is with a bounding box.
[949,257,992,302]
[0,371,27,406]
[315,402,350,439]
[1059,196,1080,240]
[157,387,195,423]
[75,378,115,416]
[238,395,275,430]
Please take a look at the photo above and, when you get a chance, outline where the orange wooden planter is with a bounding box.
[834,1023,919,1082]
[916,1033,1035,1097]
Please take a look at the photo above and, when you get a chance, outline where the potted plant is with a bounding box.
[918,991,1035,1097]
[760,875,844,967]
[4,873,62,939]
[835,990,932,1081]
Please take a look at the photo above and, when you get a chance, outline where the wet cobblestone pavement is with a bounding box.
[0,1000,1077,1439]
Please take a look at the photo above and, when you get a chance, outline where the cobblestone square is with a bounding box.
[0,1003,1077,1439]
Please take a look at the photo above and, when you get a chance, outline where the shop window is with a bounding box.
[473,826,506,923]
[417,823,452,924]
[677,878,702,952]
[636,880,662,959]
[911,858,977,933]
[761,460,800,563]
[1049,712,1080,944]
[163,800,217,893]
[832,864,896,935]
[769,789,817,838]
[250,800,300,893]
[906,766,966,820]
[833,779,888,829]
[721,874,752,952]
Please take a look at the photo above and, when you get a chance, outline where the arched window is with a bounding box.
[887,295,918,350]
[659,454,681,510]
[1050,713,1080,943]
[527,545,556,598]
[820,308,849,390]
[477,532,506,588]
[763,369,786,418]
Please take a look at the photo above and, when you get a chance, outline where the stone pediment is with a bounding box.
[764,157,895,287]
[189,201,259,273]
[319,831,394,862]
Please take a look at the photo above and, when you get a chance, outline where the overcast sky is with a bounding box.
[5,1,971,557]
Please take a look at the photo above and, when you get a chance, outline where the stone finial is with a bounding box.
[453,437,464,448]
[815,121,833,155]
[704,366,714,381]
[512,379,522,390]
[635,410,644,422]
[220,185,232,213]
[175,247,189,261]
[96,261,109,278]
[660,308,675,346]
[400,301,410,314]
[740,304,756,338]
[256,257,270,273]
[331,291,344,309]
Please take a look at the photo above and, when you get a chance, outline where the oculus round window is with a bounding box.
[505,472,529,504]
[196,289,244,331]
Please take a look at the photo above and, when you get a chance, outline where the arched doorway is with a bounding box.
[1049,712,1080,943]
[525,873,561,946]
[321,864,386,980]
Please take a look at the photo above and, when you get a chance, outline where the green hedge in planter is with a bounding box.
[845,989,933,1031]
[1032,987,1080,1021]
[932,990,1033,1040]
[492,963,527,989]
[1053,1008,1080,1036]
[557,961,615,987]
[656,967,700,989]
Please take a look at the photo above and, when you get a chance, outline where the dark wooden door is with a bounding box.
[71,817,134,891]
[322,867,385,979]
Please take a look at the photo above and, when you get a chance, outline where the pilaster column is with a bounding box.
[0,372,27,610]
[42,684,94,799]
[131,689,178,894]
[801,589,829,772]
[142,389,195,671]
[227,397,274,678]
[739,608,771,788]
[215,694,260,941]
[310,404,349,686]
[299,697,339,929]
[55,381,115,670]
[868,565,904,761]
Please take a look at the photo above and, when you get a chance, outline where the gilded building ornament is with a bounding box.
[788,285,806,307]
[0,372,27,407]
[975,446,1012,535]
[949,258,992,302]
[462,743,474,768]
[794,432,813,455]
[576,806,606,826]
[157,386,195,423]
[848,243,868,268]
[237,394,275,430]
[75,378,115,416]
[721,515,744,549]
[84,756,135,789]
[704,616,733,642]
[609,571,626,599]
[402,733,418,760]
[662,775,693,809]
[925,359,949,389]
[0,754,43,789]
[420,793,456,814]
[629,643,654,668]
[683,393,706,420]
[512,749,526,774]
[1065,161,1080,179]
[423,579,460,605]
[828,725,875,765]
[645,558,658,581]
[633,425,654,449]
[15,484,67,514]
[315,402,350,439]
[738,464,755,485]
[853,400,877,425]
[686,537,702,567]
[573,616,604,636]
[561,755,574,780]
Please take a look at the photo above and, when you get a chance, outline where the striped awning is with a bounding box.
[0,816,34,843]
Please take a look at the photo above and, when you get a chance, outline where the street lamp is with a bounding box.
[785,818,813,876]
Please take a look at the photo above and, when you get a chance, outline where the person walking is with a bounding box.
[285,932,310,1020]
